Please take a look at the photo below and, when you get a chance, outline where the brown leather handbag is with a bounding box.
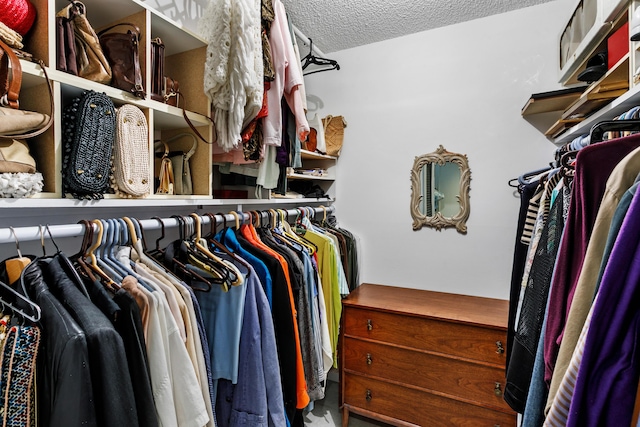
[0,39,53,139]
[149,38,179,106]
[98,23,145,98]
[150,37,164,102]
[164,76,179,107]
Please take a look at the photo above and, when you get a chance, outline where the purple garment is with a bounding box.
[566,185,640,427]
[543,133,640,385]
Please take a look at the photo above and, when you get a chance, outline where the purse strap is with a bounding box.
[0,38,22,109]
[0,40,54,139]
[164,132,197,160]
[97,22,141,39]
[175,91,217,145]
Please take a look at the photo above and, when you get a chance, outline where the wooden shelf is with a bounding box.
[544,53,631,141]
[300,149,337,161]
[521,87,586,116]
[287,173,335,181]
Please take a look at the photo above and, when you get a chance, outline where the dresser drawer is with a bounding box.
[343,307,506,365]
[343,372,517,427]
[343,337,512,412]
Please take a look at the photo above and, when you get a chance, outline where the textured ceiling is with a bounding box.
[283,0,557,54]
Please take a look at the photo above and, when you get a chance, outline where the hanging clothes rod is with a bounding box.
[293,24,327,58]
[0,205,336,245]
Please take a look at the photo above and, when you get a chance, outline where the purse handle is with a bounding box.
[0,38,22,109]
[0,39,54,139]
[164,132,198,160]
[97,22,141,39]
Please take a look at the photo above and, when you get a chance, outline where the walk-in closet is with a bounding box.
[1,0,639,425]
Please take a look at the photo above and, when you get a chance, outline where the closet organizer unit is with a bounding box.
[6,0,339,209]
[13,0,212,201]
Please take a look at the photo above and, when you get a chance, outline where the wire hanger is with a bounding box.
[301,38,340,75]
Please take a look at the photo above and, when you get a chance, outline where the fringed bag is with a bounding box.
[111,104,149,198]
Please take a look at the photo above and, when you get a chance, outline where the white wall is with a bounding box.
[304,1,573,299]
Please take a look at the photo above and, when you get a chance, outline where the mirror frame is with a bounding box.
[410,145,471,234]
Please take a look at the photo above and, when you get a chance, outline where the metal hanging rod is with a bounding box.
[0,205,336,245]
[293,24,327,58]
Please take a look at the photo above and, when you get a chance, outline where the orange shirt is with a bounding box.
[240,224,311,409]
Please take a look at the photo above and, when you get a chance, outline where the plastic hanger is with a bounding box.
[203,212,253,276]
[73,219,115,289]
[135,216,213,290]
[84,219,121,291]
[279,209,317,255]
[190,213,244,288]
[590,119,640,143]
[181,215,237,289]
[6,227,32,285]
[0,276,41,324]
[301,38,340,75]
[229,211,242,230]
[95,219,127,282]
[168,214,218,292]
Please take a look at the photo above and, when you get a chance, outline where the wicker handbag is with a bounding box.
[111,104,149,198]
[62,90,116,199]
[321,115,347,157]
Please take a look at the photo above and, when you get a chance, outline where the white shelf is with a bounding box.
[0,197,333,209]
[54,70,212,128]
[300,149,337,161]
[287,173,334,181]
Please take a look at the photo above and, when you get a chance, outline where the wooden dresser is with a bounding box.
[339,283,517,427]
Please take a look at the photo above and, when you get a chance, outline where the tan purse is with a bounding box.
[56,1,112,84]
[0,139,35,173]
[154,140,174,195]
[321,115,347,157]
[154,133,196,195]
[0,39,53,139]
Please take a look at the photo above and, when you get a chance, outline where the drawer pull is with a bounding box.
[494,382,502,396]
[366,353,373,365]
[496,341,505,354]
[366,319,373,331]
[365,389,372,402]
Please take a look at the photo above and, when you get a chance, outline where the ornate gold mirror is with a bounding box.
[410,145,471,233]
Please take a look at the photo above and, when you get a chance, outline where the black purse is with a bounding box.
[62,90,116,199]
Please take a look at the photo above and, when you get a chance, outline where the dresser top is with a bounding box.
[343,283,509,329]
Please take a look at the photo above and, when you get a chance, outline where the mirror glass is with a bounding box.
[410,145,471,233]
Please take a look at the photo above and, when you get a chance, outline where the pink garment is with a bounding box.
[212,142,254,165]
[262,0,309,148]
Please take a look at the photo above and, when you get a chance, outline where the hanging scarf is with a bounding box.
[0,325,40,427]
